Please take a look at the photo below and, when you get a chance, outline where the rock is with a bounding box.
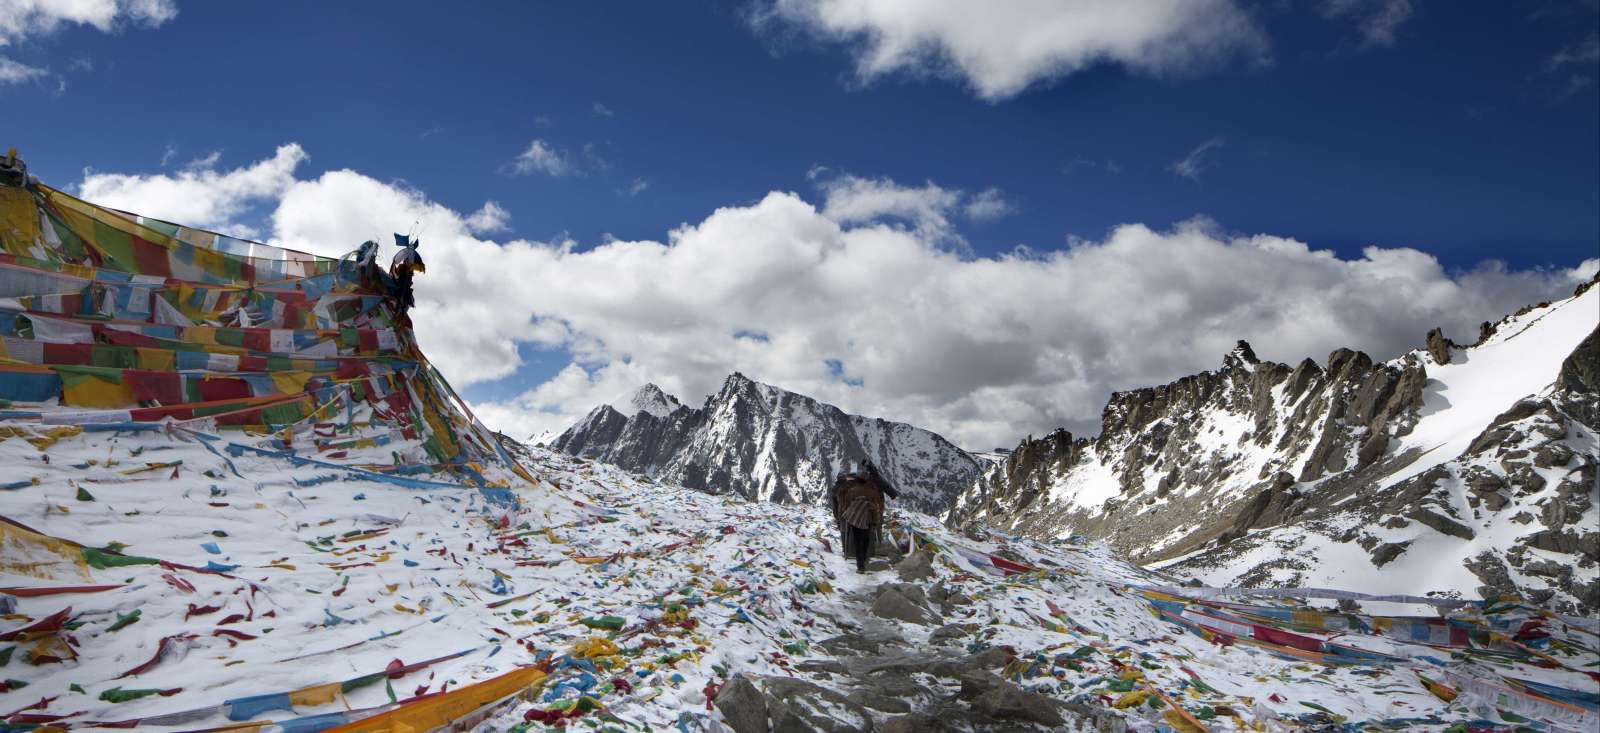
[1507,466,1547,495]
[817,625,904,656]
[795,659,847,675]
[763,677,874,733]
[870,586,941,626]
[895,549,935,581]
[1542,500,1569,531]
[880,714,942,733]
[1492,399,1544,427]
[1408,508,1476,540]
[1466,471,1505,493]
[1425,327,1452,365]
[1370,541,1410,567]
[1536,441,1574,470]
[1357,430,1388,468]
[925,647,1015,679]
[1511,511,1535,525]
[1557,325,1600,395]
[972,682,1066,726]
[1522,559,1572,580]
[715,675,769,733]
[1464,551,1518,601]
[1467,427,1514,456]
[848,689,912,714]
[928,623,969,646]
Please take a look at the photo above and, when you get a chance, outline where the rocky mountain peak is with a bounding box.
[1222,339,1259,371]
[555,372,982,513]
[620,383,683,418]
[947,284,1600,614]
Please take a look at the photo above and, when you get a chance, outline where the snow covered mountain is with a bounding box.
[948,275,1600,614]
[553,373,982,513]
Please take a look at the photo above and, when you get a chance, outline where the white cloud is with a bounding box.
[71,146,1599,452]
[1172,136,1225,180]
[1321,0,1414,48]
[184,150,220,170]
[1545,32,1598,97]
[0,0,177,46]
[750,0,1266,101]
[77,143,305,237]
[0,56,46,85]
[963,187,1014,221]
[507,140,570,176]
[819,174,961,239]
[159,143,177,166]
[621,178,649,197]
[465,200,511,233]
[592,102,614,118]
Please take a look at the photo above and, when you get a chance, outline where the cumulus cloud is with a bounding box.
[1321,0,1415,48]
[592,102,614,118]
[71,146,1598,451]
[0,0,177,46]
[1172,137,1225,181]
[77,143,305,238]
[750,0,1266,101]
[964,187,1014,221]
[465,201,511,234]
[507,140,571,176]
[0,56,46,85]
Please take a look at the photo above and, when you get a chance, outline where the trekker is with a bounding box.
[829,459,900,574]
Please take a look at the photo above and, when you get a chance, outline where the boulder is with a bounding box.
[763,677,874,733]
[895,549,936,581]
[714,675,769,733]
[1425,327,1452,365]
[971,681,1067,727]
[880,714,942,733]
[1535,443,1575,469]
[1408,508,1476,540]
[1369,541,1410,568]
[928,623,970,646]
[870,586,941,626]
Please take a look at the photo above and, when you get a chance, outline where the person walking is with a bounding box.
[829,459,900,573]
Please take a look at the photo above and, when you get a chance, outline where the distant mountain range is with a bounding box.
[551,373,982,514]
[551,275,1600,613]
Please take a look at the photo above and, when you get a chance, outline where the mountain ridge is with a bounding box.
[553,372,982,513]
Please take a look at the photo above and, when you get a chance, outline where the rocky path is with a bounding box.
[712,546,1128,733]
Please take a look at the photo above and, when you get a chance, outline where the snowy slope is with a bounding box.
[2,428,1595,732]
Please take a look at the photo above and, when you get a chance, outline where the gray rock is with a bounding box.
[1507,466,1548,495]
[1542,500,1569,531]
[848,689,912,713]
[1465,551,1518,601]
[880,714,942,733]
[870,586,941,626]
[928,623,970,646]
[795,659,847,675]
[1425,327,1452,365]
[763,677,874,733]
[971,681,1066,726]
[1370,541,1410,567]
[1408,508,1476,540]
[896,549,936,581]
[715,675,769,733]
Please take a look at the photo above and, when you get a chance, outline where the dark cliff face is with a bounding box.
[553,374,981,514]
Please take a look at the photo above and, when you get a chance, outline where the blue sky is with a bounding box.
[4,1,1598,447]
